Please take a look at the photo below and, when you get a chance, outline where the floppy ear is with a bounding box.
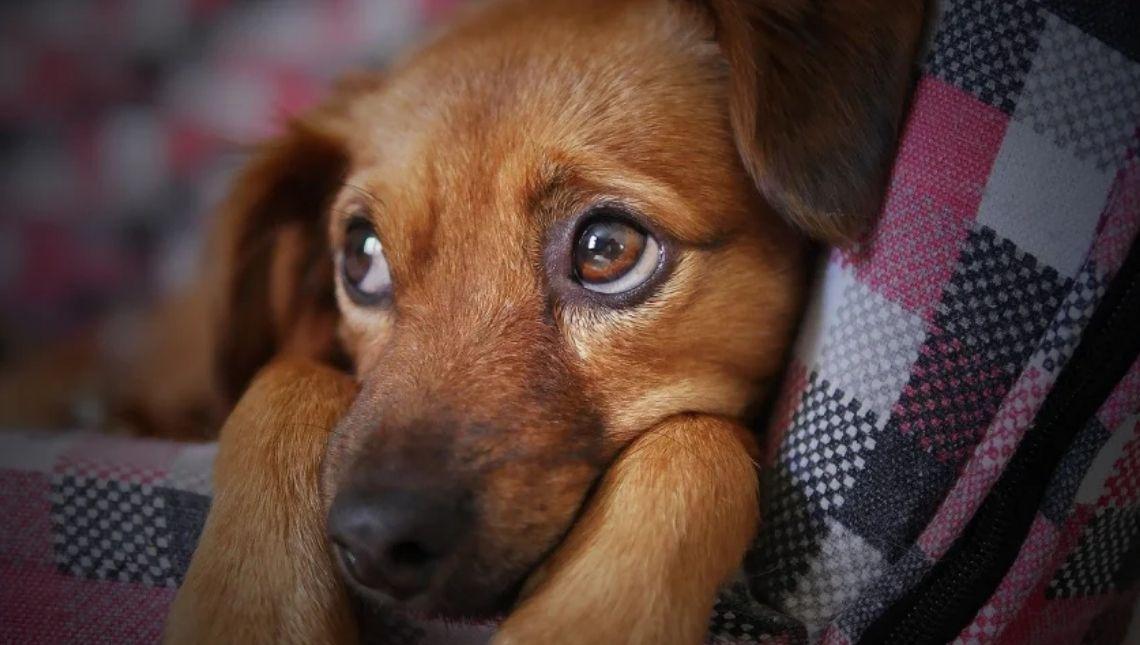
[210,75,379,404]
[701,0,926,244]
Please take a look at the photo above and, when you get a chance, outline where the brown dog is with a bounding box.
[93,0,924,642]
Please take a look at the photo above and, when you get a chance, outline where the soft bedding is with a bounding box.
[2,0,1140,643]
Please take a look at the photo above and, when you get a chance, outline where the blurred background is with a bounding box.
[0,0,459,364]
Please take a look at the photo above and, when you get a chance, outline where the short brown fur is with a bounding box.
[165,360,358,644]
[2,0,924,642]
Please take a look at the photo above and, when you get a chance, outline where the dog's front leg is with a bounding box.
[496,414,760,645]
[165,360,358,645]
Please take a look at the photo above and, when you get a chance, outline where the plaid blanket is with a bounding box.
[0,0,457,351]
[721,0,1140,643]
[3,0,1140,643]
[0,433,215,643]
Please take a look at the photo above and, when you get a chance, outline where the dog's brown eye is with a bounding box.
[574,217,660,294]
[340,218,391,305]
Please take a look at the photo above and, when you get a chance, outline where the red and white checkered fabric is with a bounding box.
[712,1,1140,643]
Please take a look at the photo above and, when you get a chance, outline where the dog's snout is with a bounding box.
[327,485,469,600]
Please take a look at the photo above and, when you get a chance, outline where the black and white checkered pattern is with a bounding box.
[1037,263,1107,374]
[50,472,180,587]
[781,376,880,512]
[780,518,885,640]
[709,582,800,643]
[746,464,828,603]
[1048,506,1140,598]
[1015,13,1140,171]
[936,226,1071,376]
[927,0,1046,114]
[818,281,927,420]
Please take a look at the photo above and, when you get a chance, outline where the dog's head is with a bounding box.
[211,0,923,619]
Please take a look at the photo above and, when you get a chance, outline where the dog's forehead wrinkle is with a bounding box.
[373,7,725,163]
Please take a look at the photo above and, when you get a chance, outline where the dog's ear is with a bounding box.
[700,0,925,244]
[210,74,378,404]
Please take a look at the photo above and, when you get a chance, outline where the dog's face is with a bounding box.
[322,0,804,615]
[211,0,924,619]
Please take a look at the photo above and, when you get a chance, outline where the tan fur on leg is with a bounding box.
[164,360,358,645]
[495,415,760,645]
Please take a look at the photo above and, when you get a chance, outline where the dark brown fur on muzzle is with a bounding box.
[323,302,605,616]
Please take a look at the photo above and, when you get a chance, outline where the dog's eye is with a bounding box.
[340,218,391,305]
[574,216,660,294]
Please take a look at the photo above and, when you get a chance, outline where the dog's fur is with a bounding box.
[3,0,926,642]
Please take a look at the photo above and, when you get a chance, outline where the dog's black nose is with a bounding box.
[327,486,469,599]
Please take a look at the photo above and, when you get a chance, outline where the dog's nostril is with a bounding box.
[340,544,357,567]
[334,542,370,584]
[389,540,434,568]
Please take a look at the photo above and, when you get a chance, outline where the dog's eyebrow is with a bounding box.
[524,162,575,217]
[522,158,731,249]
[339,181,386,210]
